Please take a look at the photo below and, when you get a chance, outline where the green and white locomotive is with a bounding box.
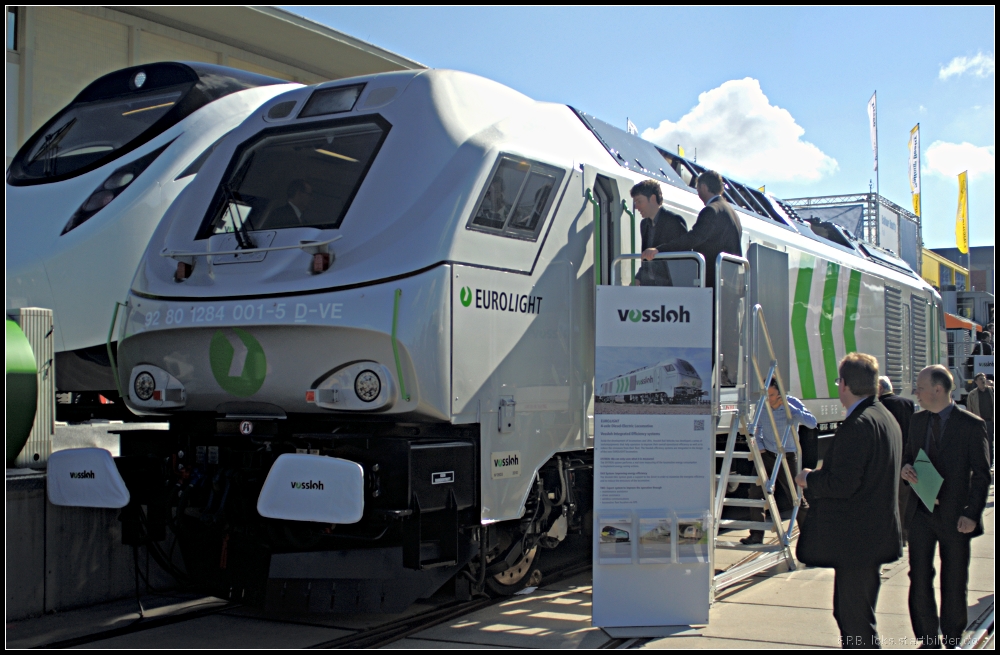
[46,69,944,612]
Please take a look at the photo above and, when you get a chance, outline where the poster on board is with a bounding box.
[592,285,714,629]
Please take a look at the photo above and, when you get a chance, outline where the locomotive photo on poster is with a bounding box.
[595,346,711,414]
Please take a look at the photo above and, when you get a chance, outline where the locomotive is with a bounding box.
[597,358,705,404]
[49,68,944,611]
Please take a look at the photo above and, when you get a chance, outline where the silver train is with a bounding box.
[597,358,704,404]
[5,62,298,417]
[60,69,943,611]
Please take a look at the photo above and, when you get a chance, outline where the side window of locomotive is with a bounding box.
[468,156,564,240]
[200,117,389,236]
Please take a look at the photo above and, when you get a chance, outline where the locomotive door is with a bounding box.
[582,164,634,288]
[747,244,790,401]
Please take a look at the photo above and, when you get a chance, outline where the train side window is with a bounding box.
[468,155,565,241]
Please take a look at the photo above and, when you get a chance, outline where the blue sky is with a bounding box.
[288,7,995,248]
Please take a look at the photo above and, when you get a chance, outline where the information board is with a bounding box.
[974,355,994,378]
[592,285,714,629]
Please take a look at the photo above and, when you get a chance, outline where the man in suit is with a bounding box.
[265,179,313,228]
[795,352,903,648]
[901,365,990,648]
[640,169,742,290]
[966,372,994,464]
[630,179,688,287]
[878,376,917,536]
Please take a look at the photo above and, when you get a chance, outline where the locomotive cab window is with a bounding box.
[199,116,389,236]
[467,155,564,240]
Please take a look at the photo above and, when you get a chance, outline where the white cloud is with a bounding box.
[924,141,995,179]
[641,78,837,183]
[938,52,995,80]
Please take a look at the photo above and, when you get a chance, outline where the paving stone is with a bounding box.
[77,615,350,649]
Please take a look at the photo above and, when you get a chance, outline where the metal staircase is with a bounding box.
[711,268,805,594]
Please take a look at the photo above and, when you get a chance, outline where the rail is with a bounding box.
[609,252,706,287]
[161,235,342,262]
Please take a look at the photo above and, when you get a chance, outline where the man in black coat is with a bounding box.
[640,169,742,291]
[795,353,903,649]
[878,375,917,535]
[901,365,991,648]
[630,180,688,287]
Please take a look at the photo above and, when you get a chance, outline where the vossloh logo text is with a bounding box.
[70,470,96,479]
[290,480,324,490]
[617,305,690,323]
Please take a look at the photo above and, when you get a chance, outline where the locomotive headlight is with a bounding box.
[354,370,381,403]
[61,141,172,235]
[134,372,156,401]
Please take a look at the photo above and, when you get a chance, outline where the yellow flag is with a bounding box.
[956,171,969,254]
[758,185,765,193]
[678,145,685,158]
[908,125,921,217]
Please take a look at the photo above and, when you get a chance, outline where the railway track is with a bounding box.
[35,554,593,649]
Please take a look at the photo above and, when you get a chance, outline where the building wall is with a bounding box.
[921,248,970,291]
[931,246,995,294]
[6,6,335,166]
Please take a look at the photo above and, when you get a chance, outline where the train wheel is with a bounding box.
[485,545,541,596]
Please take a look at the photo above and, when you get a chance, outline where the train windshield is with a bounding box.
[8,62,285,186]
[200,117,389,236]
[14,87,186,182]
[676,359,698,376]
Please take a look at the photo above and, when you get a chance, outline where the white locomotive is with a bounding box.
[81,69,944,611]
[5,62,299,416]
[598,358,704,404]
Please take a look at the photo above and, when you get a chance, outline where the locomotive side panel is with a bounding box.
[451,263,576,522]
[784,248,888,421]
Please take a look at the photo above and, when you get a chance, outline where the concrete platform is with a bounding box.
[6,486,993,649]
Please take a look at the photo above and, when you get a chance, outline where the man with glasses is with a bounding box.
[901,365,990,648]
[795,353,903,648]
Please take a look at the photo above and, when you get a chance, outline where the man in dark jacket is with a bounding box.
[795,353,903,649]
[901,365,991,648]
[630,180,688,287]
[640,169,742,291]
[878,375,917,535]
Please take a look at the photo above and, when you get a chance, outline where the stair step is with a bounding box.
[722,498,769,508]
[718,520,777,532]
[715,542,786,551]
[716,451,752,459]
[716,475,760,484]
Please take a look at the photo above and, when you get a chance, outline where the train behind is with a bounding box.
[5,61,299,417]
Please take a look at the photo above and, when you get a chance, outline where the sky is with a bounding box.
[288,7,995,249]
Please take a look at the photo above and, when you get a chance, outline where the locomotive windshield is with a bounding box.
[676,359,698,376]
[199,116,389,236]
[8,62,284,186]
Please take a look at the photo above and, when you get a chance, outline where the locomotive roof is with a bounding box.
[134,69,936,302]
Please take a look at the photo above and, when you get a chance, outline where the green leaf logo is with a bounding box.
[628,309,641,322]
[210,328,267,397]
[460,286,472,307]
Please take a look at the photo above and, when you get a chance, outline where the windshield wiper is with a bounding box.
[220,182,256,250]
[28,118,78,166]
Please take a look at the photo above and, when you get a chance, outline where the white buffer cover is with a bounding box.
[257,454,365,524]
[47,448,131,508]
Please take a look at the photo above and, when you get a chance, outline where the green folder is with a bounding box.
[911,448,944,512]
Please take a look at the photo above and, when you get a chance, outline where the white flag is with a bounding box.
[868,93,878,171]
[867,92,878,171]
[626,119,638,135]
[908,124,921,217]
